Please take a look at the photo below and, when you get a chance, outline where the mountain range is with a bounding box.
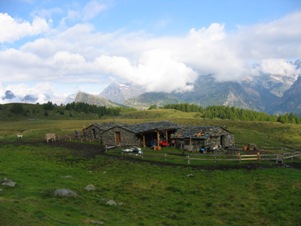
[2,60,301,115]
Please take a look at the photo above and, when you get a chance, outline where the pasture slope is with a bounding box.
[0,110,300,225]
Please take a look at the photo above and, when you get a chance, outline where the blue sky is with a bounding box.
[0,0,301,103]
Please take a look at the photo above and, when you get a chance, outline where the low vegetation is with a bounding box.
[0,143,300,226]
[0,104,301,225]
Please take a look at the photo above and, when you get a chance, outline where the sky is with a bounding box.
[0,0,301,104]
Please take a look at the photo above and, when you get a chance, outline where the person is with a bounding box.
[74,129,79,140]
[150,139,157,149]
[199,146,206,154]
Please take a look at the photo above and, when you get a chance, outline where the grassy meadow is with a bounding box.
[0,108,301,225]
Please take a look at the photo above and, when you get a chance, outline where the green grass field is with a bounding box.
[0,143,300,226]
[0,109,301,225]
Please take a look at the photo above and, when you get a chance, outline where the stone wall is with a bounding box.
[83,125,102,141]
[101,127,140,147]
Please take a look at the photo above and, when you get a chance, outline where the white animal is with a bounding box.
[45,133,57,143]
[17,134,23,139]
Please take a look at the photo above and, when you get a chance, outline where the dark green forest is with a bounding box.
[161,104,301,124]
[0,102,122,120]
[65,102,120,116]
[2,102,301,124]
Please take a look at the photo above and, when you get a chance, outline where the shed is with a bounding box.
[170,126,235,152]
[128,121,179,147]
[83,122,139,147]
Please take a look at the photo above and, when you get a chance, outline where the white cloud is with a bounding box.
[0,13,50,43]
[95,49,197,93]
[59,0,110,26]
[259,59,300,76]
[233,11,301,59]
[31,7,63,19]
[1,9,301,103]
[0,82,53,104]
[83,0,108,21]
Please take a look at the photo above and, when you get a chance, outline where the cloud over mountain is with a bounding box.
[0,1,300,103]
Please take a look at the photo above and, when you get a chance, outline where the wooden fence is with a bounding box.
[63,137,301,165]
[126,151,301,165]
[187,151,301,164]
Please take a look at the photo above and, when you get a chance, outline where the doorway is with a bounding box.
[115,132,121,145]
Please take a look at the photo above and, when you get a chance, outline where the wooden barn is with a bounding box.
[170,126,235,152]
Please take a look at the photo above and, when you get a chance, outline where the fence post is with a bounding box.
[187,155,190,165]
[257,152,260,162]
[164,153,167,162]
[237,152,241,164]
[214,153,217,163]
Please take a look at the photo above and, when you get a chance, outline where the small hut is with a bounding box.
[170,126,235,152]
[83,122,139,147]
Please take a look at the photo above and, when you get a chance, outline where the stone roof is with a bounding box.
[171,126,232,139]
[127,121,179,133]
[90,121,179,134]
[87,121,232,137]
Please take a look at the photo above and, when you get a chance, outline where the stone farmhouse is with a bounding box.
[82,121,235,151]
[170,126,235,152]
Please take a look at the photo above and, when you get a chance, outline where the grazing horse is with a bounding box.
[45,133,57,143]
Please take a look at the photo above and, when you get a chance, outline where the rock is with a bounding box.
[2,178,16,187]
[61,175,74,179]
[2,181,16,187]
[85,184,95,191]
[85,219,104,225]
[106,199,123,206]
[106,200,117,206]
[53,188,77,197]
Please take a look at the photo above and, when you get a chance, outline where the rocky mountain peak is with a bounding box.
[99,82,144,104]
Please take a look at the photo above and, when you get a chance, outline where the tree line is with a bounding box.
[161,104,301,124]
[6,102,121,117]
[65,102,120,116]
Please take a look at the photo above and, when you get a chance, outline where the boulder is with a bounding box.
[106,199,123,206]
[85,184,96,191]
[106,200,117,206]
[53,188,77,197]
[2,178,16,187]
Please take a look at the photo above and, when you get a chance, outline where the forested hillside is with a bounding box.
[161,104,301,124]
[0,102,125,120]
[2,101,301,124]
